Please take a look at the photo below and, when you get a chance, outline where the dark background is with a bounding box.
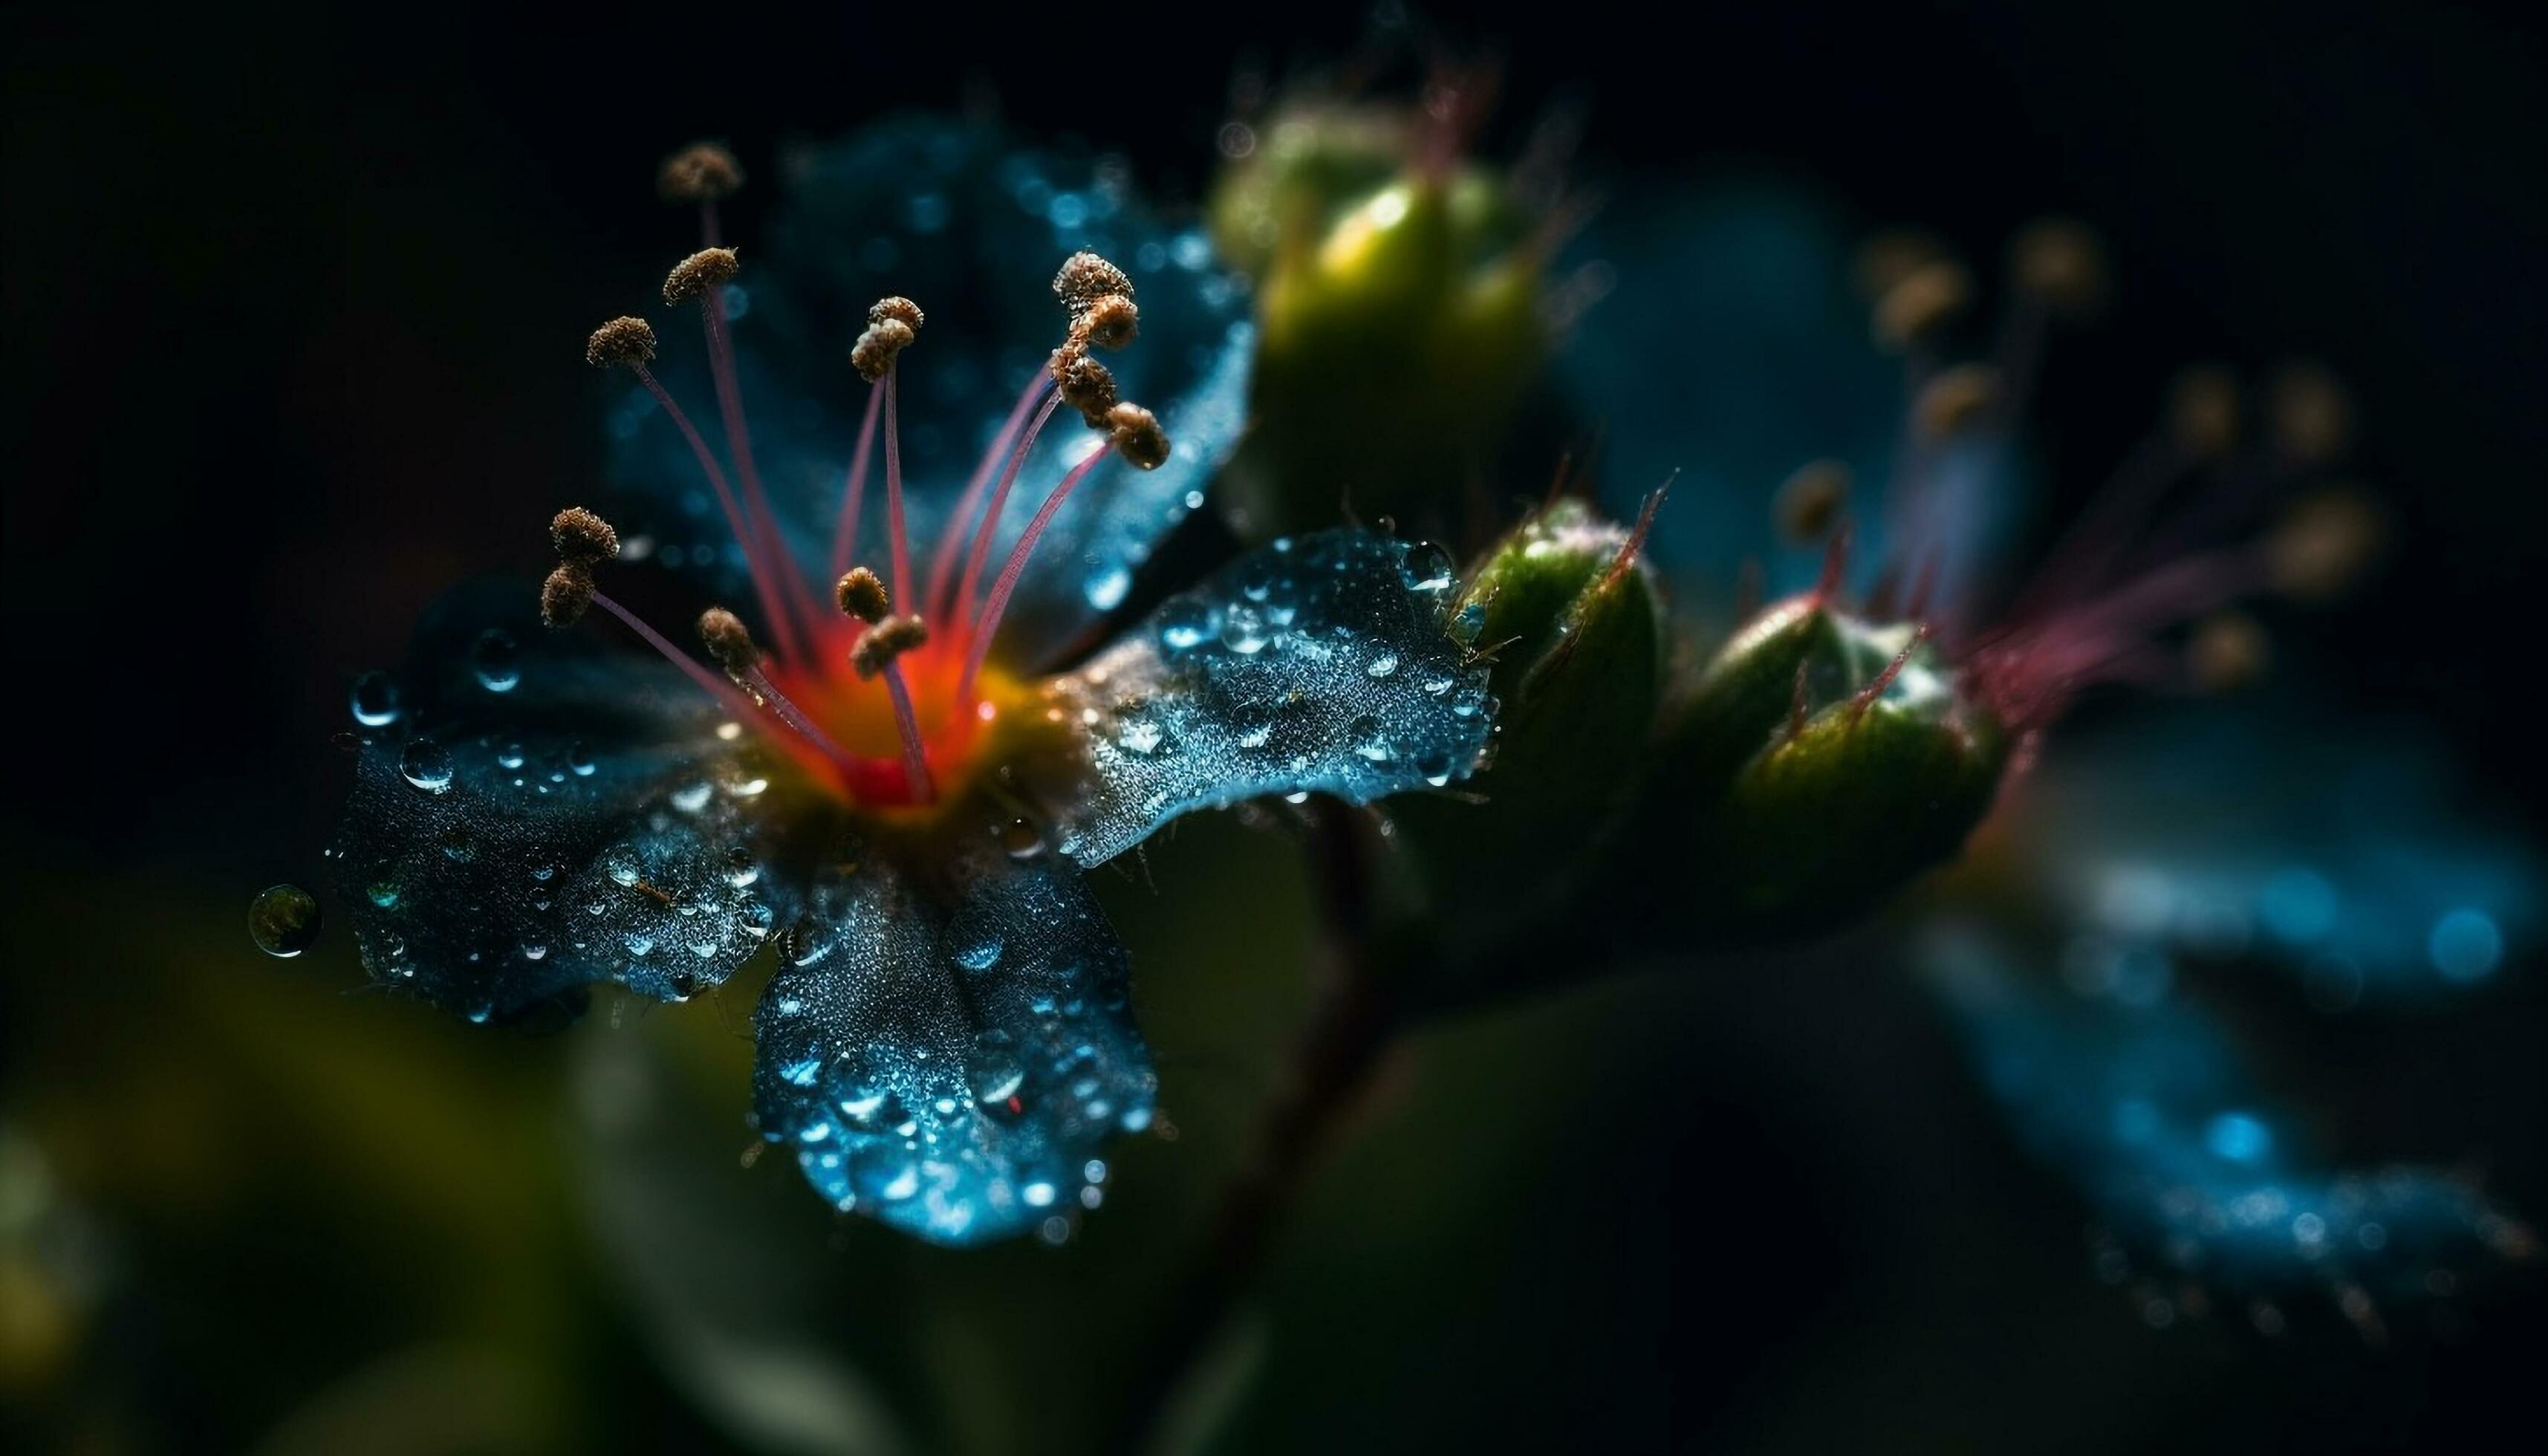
[5,1,2543,1451]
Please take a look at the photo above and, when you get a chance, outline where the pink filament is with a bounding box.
[951,391,1066,640]
[588,590,760,721]
[698,290,813,663]
[826,379,885,585]
[926,373,1053,623]
[878,660,935,802]
[958,444,1111,706]
[627,365,796,652]
[883,366,912,610]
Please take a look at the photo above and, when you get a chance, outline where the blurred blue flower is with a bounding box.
[318,119,1496,1245]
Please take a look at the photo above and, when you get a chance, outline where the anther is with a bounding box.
[1853,228,1946,302]
[1775,460,1853,544]
[2266,485,2385,602]
[663,247,741,305]
[1053,346,1119,423]
[2188,611,2270,692]
[849,614,929,680]
[550,506,622,564]
[2009,217,2108,315]
[584,316,658,369]
[1054,251,1134,315]
[835,565,890,624]
[851,318,915,382]
[657,143,744,203]
[696,607,761,675]
[868,296,924,332]
[1106,401,1170,469]
[540,563,594,627]
[1913,363,2002,442]
[1872,260,1972,351]
[1082,293,1139,349]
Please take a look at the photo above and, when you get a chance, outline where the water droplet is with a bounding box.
[670,781,713,813]
[365,880,400,909]
[348,671,401,727]
[1000,818,1045,858]
[1116,716,1167,755]
[954,931,1004,971]
[249,884,322,958]
[398,738,455,793]
[1218,603,1270,654]
[437,828,476,862]
[1157,597,1214,652]
[471,628,521,692]
[1348,715,1394,762]
[495,742,526,770]
[567,742,597,777]
[605,850,640,887]
[1401,542,1456,592]
[724,848,759,888]
[1084,559,1131,611]
[1365,653,1400,678]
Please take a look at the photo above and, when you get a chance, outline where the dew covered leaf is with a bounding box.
[753,848,1154,1246]
[1038,528,1497,867]
[333,587,786,1022]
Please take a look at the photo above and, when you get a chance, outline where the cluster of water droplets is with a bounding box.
[752,850,1153,1245]
[328,613,781,1021]
[1046,528,1497,865]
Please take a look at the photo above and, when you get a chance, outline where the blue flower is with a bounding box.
[323,120,1496,1245]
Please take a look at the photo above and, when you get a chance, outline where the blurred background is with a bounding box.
[5,1,2544,1451]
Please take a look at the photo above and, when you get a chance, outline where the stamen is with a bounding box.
[958,442,1115,706]
[590,319,799,657]
[1775,460,1852,545]
[1813,518,1853,606]
[846,611,935,804]
[951,391,1067,638]
[925,373,1053,622]
[1602,477,1672,590]
[699,607,861,767]
[658,141,744,247]
[671,250,812,663]
[851,299,926,610]
[588,589,759,719]
[826,378,885,584]
[885,366,912,608]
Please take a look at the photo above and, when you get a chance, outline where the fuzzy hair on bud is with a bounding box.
[550,506,621,564]
[1872,260,1972,351]
[849,614,929,679]
[1081,294,1139,349]
[696,607,761,674]
[835,566,890,623]
[868,296,924,332]
[851,319,914,381]
[657,142,745,203]
[585,316,658,369]
[540,563,594,628]
[663,247,741,305]
[1914,364,2002,441]
[1106,402,1170,470]
[1054,251,1134,315]
[2009,217,2109,314]
[1053,346,1120,423]
[1775,460,1853,544]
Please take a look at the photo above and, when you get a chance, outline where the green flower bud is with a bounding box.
[1395,500,1664,987]
[1209,107,1551,541]
[1649,598,2009,939]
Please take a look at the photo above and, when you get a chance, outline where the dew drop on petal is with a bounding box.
[398,738,455,793]
[471,628,522,692]
[249,884,322,958]
[348,671,402,728]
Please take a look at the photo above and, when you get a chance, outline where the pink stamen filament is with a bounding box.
[959,443,1111,706]
[1848,623,1933,725]
[627,365,796,651]
[883,366,913,609]
[826,380,885,585]
[951,391,1067,641]
[737,663,859,766]
[877,660,935,802]
[926,373,1053,623]
[588,591,859,778]
[698,289,814,663]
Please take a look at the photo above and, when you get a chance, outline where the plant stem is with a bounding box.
[1117,802,1400,1451]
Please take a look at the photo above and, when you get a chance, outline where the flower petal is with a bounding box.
[333,587,784,1021]
[753,848,1154,1246]
[1920,919,2533,1312]
[605,114,1252,659]
[1039,527,1496,867]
